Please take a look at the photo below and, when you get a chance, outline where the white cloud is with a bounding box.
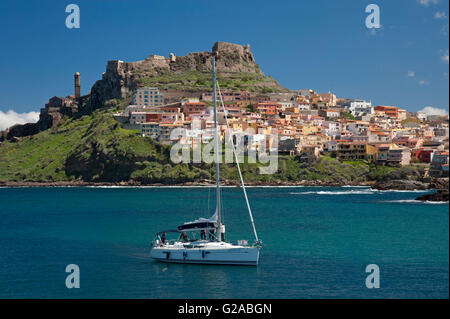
[440,49,449,63]
[418,106,449,116]
[0,110,39,131]
[418,0,439,6]
[434,11,447,19]
[407,70,416,77]
[418,80,427,86]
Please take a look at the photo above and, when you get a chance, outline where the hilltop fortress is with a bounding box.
[88,41,265,109]
[2,42,283,141]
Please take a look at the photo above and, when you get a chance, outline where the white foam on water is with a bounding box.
[375,189,428,193]
[381,199,448,205]
[290,189,374,195]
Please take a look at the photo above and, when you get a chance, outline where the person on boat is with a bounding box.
[220,223,226,241]
[180,231,190,242]
[208,228,215,241]
[160,232,167,245]
[200,229,207,240]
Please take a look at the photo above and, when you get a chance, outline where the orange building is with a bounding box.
[183,102,207,117]
[256,102,279,115]
[374,105,399,119]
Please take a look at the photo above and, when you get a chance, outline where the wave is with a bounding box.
[290,190,374,195]
[289,188,431,196]
[342,185,371,188]
[375,189,427,193]
[381,200,449,205]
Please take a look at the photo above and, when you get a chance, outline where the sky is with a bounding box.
[0,0,448,128]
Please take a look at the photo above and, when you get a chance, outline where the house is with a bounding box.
[299,145,320,163]
[141,122,160,139]
[416,112,427,122]
[387,144,411,166]
[366,144,377,163]
[324,141,368,161]
[278,138,301,155]
[318,109,340,119]
[132,87,164,107]
[256,102,279,115]
[322,121,341,138]
[413,148,434,163]
[130,112,148,125]
[183,102,208,119]
[398,109,408,121]
[347,121,370,135]
[158,122,184,145]
[375,144,391,164]
[318,93,337,106]
[335,141,367,161]
[368,131,391,144]
[374,105,399,119]
[301,125,319,135]
[347,100,373,117]
[429,151,449,177]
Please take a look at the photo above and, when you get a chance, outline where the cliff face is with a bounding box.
[88,41,283,110]
[3,95,83,141]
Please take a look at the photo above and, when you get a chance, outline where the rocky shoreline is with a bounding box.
[0,180,374,188]
[1,178,448,190]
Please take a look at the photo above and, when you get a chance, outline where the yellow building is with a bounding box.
[302,125,319,135]
[366,144,378,163]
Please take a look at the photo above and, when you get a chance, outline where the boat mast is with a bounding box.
[212,55,221,242]
[216,82,260,244]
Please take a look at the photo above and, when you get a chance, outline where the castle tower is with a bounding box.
[74,72,81,99]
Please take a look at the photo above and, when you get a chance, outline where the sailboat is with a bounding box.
[150,54,262,266]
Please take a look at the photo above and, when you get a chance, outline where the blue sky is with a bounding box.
[0,0,448,117]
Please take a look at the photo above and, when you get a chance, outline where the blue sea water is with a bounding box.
[0,186,448,299]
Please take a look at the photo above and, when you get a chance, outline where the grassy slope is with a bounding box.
[0,109,425,184]
[139,71,287,93]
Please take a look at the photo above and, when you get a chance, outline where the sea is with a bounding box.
[0,186,448,299]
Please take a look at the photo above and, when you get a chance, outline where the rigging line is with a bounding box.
[216,82,259,243]
[207,182,210,214]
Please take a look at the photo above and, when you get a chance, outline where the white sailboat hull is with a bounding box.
[150,241,260,266]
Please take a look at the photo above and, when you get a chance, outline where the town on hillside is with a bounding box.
[111,85,449,178]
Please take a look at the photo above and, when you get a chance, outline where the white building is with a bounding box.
[130,112,147,125]
[416,111,427,122]
[348,100,373,117]
[322,121,341,137]
[297,103,311,111]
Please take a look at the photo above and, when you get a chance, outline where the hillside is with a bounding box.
[0,107,426,186]
[0,41,431,186]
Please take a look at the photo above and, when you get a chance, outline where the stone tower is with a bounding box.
[74,72,81,99]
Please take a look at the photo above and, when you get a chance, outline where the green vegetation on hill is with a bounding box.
[139,71,287,93]
[0,108,425,185]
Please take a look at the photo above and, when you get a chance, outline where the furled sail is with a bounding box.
[177,210,218,232]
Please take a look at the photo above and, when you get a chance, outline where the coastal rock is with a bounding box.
[415,190,449,202]
[372,179,429,191]
[428,178,449,190]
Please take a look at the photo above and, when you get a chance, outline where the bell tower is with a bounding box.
[74,72,81,99]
